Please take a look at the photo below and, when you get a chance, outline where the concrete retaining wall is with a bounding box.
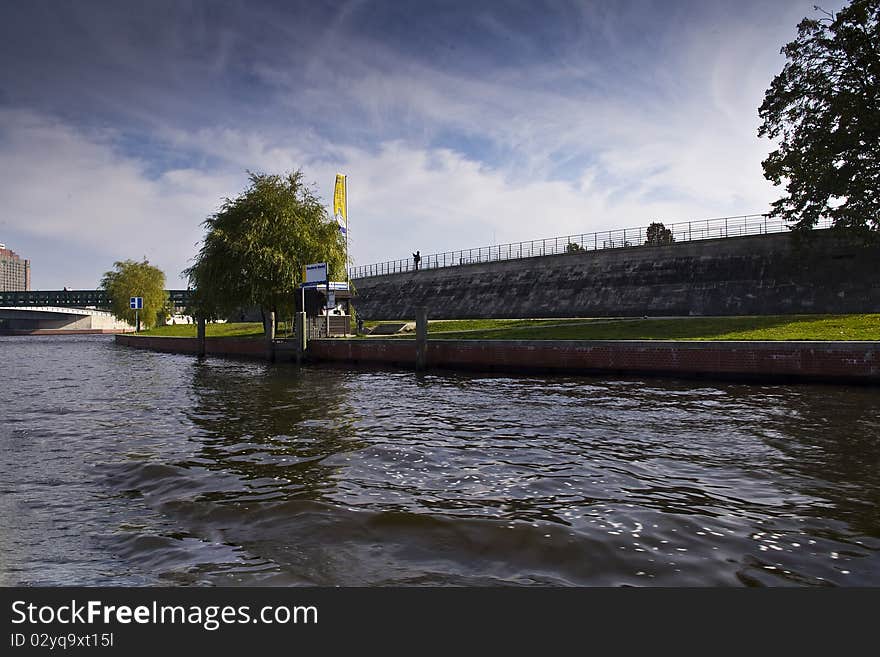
[0,328,130,335]
[351,231,880,320]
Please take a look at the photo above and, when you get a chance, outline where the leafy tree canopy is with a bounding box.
[100,258,169,329]
[184,170,347,324]
[758,0,880,233]
[645,222,675,246]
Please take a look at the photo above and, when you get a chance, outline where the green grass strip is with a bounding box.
[137,314,880,341]
[373,314,880,341]
[135,322,266,338]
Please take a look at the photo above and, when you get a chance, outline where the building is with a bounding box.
[0,243,31,291]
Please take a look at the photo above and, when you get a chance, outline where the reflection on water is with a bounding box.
[1,334,878,586]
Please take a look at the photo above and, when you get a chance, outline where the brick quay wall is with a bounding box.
[303,339,880,384]
[116,335,880,385]
[115,334,270,358]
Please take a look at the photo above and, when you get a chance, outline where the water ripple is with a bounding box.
[1,335,878,586]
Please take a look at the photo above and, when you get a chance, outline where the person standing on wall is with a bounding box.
[413,250,421,271]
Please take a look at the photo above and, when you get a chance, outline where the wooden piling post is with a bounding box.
[415,306,428,371]
[295,311,307,365]
[265,311,276,362]
[197,316,206,357]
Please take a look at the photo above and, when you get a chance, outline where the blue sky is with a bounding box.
[0,0,841,288]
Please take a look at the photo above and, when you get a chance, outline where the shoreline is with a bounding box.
[115,334,880,385]
[1,328,133,336]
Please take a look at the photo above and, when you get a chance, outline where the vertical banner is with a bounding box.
[333,174,347,235]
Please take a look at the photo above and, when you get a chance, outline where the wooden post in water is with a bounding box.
[197,316,206,357]
[415,306,428,371]
[295,311,307,365]
[265,310,276,362]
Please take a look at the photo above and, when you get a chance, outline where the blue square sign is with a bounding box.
[130,297,143,309]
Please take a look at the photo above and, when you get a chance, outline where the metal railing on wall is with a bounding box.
[348,213,834,280]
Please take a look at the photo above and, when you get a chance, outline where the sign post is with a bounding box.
[129,296,143,332]
[305,263,328,284]
[325,273,330,339]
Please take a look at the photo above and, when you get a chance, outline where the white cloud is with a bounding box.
[312,139,772,269]
[0,97,781,289]
[247,2,788,217]
[0,1,805,288]
[0,109,240,287]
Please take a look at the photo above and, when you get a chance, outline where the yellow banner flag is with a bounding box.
[333,174,347,226]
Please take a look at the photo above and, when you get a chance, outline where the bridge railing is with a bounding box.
[348,213,834,279]
[0,289,192,308]
[0,305,117,316]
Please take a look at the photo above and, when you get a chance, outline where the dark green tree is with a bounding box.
[645,222,674,246]
[758,0,880,233]
[184,170,347,337]
[100,259,169,330]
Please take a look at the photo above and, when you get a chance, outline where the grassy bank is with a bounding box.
[373,314,880,341]
[136,314,879,341]
[135,322,266,338]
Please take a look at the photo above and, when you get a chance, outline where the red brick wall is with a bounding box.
[115,335,269,358]
[115,335,880,383]
[305,339,416,365]
[307,339,879,383]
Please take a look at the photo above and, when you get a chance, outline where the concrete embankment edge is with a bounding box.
[116,335,879,384]
[1,328,132,335]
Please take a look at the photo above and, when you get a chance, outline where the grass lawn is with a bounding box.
[365,318,556,332]
[136,314,879,341]
[370,314,880,341]
[136,322,266,338]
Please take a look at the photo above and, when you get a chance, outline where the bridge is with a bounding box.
[0,306,133,333]
[0,289,192,309]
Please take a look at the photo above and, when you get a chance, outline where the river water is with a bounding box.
[1,334,878,586]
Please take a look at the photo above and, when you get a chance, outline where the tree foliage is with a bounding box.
[758,0,880,233]
[645,222,674,246]
[184,171,347,329]
[100,259,169,329]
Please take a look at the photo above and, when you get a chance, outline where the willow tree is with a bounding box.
[184,171,347,337]
[100,258,169,330]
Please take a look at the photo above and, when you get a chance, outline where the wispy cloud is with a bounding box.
[0,109,240,287]
[0,0,836,288]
